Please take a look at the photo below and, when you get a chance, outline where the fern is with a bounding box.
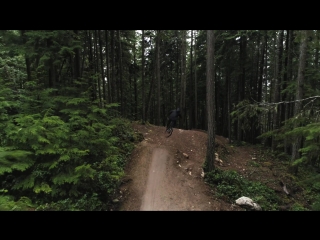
[33,182,52,194]
[0,71,135,209]
[12,174,36,190]
[66,98,88,106]
[0,195,35,211]
[75,164,96,180]
[52,168,80,185]
[0,150,35,175]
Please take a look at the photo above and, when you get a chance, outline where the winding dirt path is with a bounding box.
[140,148,169,210]
[118,124,235,211]
[114,123,308,211]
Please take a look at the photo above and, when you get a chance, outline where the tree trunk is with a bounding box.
[94,30,102,107]
[237,33,246,141]
[291,30,310,170]
[189,30,194,129]
[20,30,32,83]
[205,30,216,172]
[227,68,231,142]
[283,30,293,154]
[87,30,95,101]
[47,37,56,88]
[105,30,112,104]
[194,30,198,129]
[258,31,267,103]
[175,30,180,110]
[256,31,267,140]
[313,30,319,90]
[146,37,156,120]
[98,30,107,105]
[272,30,284,152]
[110,30,116,103]
[180,30,187,129]
[156,30,161,125]
[133,39,138,120]
[117,30,124,115]
[141,30,146,124]
[73,30,81,81]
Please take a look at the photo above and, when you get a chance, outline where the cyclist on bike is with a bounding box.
[166,108,181,131]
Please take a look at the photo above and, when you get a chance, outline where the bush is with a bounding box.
[205,169,280,210]
[0,195,35,211]
[0,83,136,210]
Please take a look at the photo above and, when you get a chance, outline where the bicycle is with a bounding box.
[165,120,174,138]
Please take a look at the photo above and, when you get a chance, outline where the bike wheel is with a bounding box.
[165,123,173,138]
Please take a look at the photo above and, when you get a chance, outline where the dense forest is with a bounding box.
[0,30,320,210]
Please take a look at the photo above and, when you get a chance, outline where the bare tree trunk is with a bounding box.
[272,30,284,151]
[264,32,270,145]
[194,30,198,128]
[146,37,156,120]
[256,31,266,140]
[226,67,231,142]
[105,30,111,103]
[180,30,187,129]
[110,30,116,103]
[73,30,81,81]
[175,30,180,110]
[117,30,124,115]
[20,30,32,83]
[284,30,293,154]
[205,30,216,172]
[141,30,146,124]
[237,34,246,141]
[47,37,56,88]
[133,38,138,120]
[189,30,194,129]
[80,43,86,80]
[94,30,102,107]
[98,30,106,105]
[313,30,319,90]
[87,30,95,101]
[156,30,161,125]
[291,30,310,170]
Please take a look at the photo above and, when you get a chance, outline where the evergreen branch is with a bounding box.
[252,96,320,107]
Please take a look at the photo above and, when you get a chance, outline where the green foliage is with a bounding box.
[33,183,52,194]
[35,193,107,211]
[257,99,320,164]
[290,203,308,211]
[0,195,35,211]
[205,169,280,210]
[248,161,261,167]
[311,195,320,210]
[231,100,265,135]
[295,122,320,165]
[0,149,35,175]
[0,72,135,210]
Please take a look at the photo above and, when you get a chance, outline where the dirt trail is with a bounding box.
[115,123,309,211]
[140,148,169,210]
[118,123,237,211]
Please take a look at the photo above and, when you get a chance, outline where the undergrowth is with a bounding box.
[205,168,281,211]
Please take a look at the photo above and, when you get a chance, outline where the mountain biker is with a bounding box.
[166,108,181,131]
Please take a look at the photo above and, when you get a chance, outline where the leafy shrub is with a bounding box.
[205,169,280,210]
[311,195,320,211]
[0,195,35,211]
[291,203,308,211]
[0,80,136,210]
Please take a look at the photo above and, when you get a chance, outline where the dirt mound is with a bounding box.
[116,123,241,211]
[114,123,306,211]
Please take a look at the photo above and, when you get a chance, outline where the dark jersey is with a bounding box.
[168,109,181,121]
